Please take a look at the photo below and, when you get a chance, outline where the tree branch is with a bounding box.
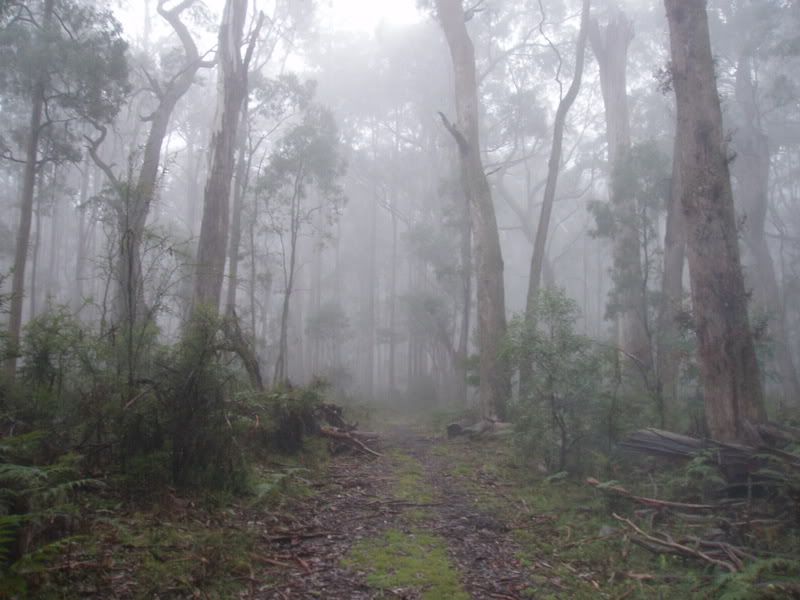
[83,122,119,188]
[437,111,469,155]
[157,0,200,64]
[243,11,266,70]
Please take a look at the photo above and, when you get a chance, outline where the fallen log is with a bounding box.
[620,427,800,483]
[319,426,383,458]
[446,419,513,439]
[757,421,800,446]
[619,428,704,459]
[586,477,716,512]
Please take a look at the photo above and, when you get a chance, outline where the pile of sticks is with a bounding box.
[587,478,757,572]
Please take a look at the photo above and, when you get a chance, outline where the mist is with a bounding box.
[2,0,800,596]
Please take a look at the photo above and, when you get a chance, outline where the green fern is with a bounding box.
[0,439,99,589]
[11,535,89,576]
[33,478,101,508]
[0,515,24,563]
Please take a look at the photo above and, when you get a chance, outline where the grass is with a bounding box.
[345,529,469,600]
[389,450,433,503]
[429,435,711,599]
[386,449,435,522]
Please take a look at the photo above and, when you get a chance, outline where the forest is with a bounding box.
[0,0,799,597]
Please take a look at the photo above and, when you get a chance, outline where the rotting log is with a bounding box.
[446,419,512,439]
[620,427,800,473]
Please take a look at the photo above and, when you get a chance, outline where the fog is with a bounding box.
[2,0,798,426]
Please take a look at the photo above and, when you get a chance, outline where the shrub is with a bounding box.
[505,289,609,473]
[152,309,247,490]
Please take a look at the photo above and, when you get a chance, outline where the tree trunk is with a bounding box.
[186,137,202,237]
[248,202,259,339]
[74,158,92,306]
[456,176,472,405]
[525,0,590,306]
[494,174,557,287]
[389,202,398,401]
[5,0,54,379]
[308,213,322,377]
[520,0,590,397]
[589,9,652,370]
[225,100,250,316]
[656,126,687,425]
[734,53,800,406]
[273,167,303,384]
[664,0,766,443]
[29,181,43,320]
[45,165,61,302]
[436,0,510,419]
[86,1,209,329]
[364,186,377,398]
[177,134,203,323]
[193,0,252,311]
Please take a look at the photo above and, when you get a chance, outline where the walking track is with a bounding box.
[252,427,541,599]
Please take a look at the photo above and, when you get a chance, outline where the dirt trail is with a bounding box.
[255,427,538,599]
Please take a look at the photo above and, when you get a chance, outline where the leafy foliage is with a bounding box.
[588,140,670,324]
[0,0,130,166]
[505,288,609,472]
[260,104,346,209]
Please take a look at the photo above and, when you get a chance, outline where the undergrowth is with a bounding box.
[429,434,800,599]
[0,304,334,597]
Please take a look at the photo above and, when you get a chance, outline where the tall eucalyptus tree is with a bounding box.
[193,0,262,311]
[1,0,129,378]
[589,8,652,371]
[664,0,766,442]
[435,0,510,419]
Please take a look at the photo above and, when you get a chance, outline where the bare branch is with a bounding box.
[157,0,202,67]
[83,122,120,188]
[140,66,163,100]
[437,111,469,155]
[243,11,266,71]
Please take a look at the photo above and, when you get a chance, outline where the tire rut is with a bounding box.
[386,428,537,600]
[255,427,537,599]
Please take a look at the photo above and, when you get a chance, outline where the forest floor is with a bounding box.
[243,423,707,600]
[33,417,754,599]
